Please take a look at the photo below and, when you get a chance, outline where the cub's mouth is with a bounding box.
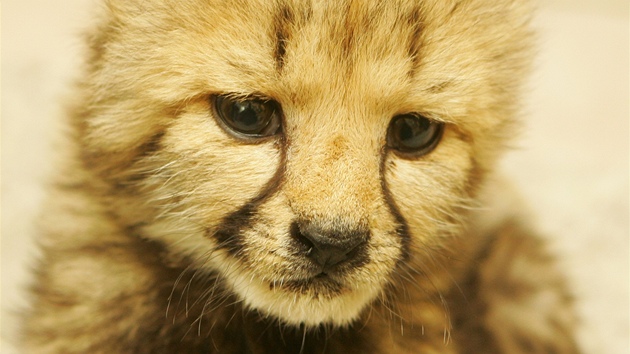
[268,221,371,296]
[271,274,345,296]
[217,220,397,328]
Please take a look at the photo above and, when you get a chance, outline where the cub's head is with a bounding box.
[79,0,532,327]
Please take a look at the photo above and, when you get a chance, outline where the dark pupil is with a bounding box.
[398,122,415,141]
[396,116,432,148]
[231,101,269,132]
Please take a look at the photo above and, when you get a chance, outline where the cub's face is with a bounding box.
[83,0,532,327]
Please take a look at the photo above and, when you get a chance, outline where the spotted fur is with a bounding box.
[22,0,580,353]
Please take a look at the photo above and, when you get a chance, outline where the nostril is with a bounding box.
[293,230,315,255]
[289,222,368,270]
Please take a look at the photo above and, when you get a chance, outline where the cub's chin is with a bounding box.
[225,267,384,327]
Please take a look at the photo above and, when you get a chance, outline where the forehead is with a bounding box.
[193,0,424,110]
[277,1,424,109]
[114,0,528,130]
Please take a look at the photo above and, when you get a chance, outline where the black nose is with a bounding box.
[291,222,368,271]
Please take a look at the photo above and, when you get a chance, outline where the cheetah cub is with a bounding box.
[23,0,580,353]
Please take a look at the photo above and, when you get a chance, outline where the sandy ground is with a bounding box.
[2,0,628,353]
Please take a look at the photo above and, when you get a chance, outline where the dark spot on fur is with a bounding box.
[405,6,424,78]
[445,230,504,354]
[136,130,165,161]
[340,4,356,60]
[274,5,293,71]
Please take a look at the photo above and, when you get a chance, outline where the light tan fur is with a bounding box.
[22,0,580,353]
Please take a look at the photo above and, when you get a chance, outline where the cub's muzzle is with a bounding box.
[290,221,369,273]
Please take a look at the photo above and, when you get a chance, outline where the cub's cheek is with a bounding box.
[140,106,283,258]
[383,128,473,244]
[167,107,282,208]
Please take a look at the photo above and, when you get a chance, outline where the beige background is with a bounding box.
[2,0,628,353]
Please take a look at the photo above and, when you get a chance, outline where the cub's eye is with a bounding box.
[213,95,282,138]
[387,113,444,156]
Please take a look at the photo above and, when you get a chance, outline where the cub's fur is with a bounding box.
[23,0,580,353]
